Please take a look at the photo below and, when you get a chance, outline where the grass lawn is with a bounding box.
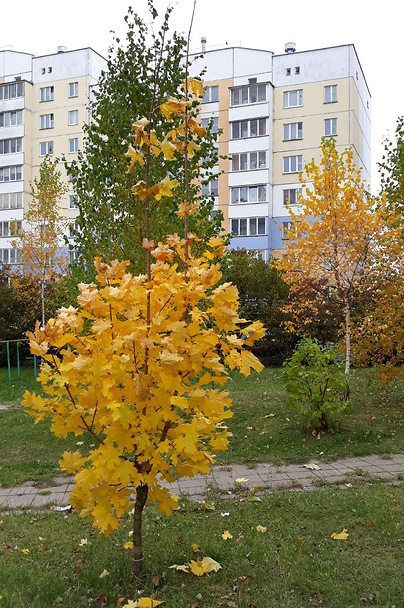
[0,484,403,607]
[0,367,403,487]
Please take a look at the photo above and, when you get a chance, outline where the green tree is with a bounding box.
[221,249,297,364]
[67,3,222,281]
[13,156,67,327]
[379,116,404,226]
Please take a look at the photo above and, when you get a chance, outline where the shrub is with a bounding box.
[283,338,350,432]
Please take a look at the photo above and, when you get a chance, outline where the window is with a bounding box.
[283,122,303,141]
[40,86,54,102]
[231,185,267,204]
[39,141,53,156]
[0,111,23,127]
[41,68,46,75]
[68,222,79,238]
[68,173,74,182]
[0,82,24,100]
[48,66,52,73]
[283,89,303,108]
[0,220,22,237]
[0,248,21,264]
[202,178,218,196]
[0,165,22,182]
[0,192,23,210]
[324,85,338,103]
[231,217,266,236]
[295,66,300,75]
[0,138,22,154]
[68,110,79,125]
[231,84,266,106]
[286,68,291,76]
[231,118,267,139]
[324,118,337,136]
[69,249,77,264]
[40,113,54,129]
[283,188,302,205]
[232,151,267,171]
[283,155,302,174]
[69,81,78,98]
[68,138,78,153]
[69,194,78,208]
[202,86,218,103]
[282,221,294,240]
[201,116,219,133]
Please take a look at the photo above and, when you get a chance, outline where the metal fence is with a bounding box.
[0,339,38,382]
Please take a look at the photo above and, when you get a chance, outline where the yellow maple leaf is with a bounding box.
[155,176,179,201]
[221,530,233,540]
[122,599,164,608]
[191,542,200,551]
[169,563,189,573]
[256,525,267,533]
[186,78,204,98]
[124,541,133,549]
[160,136,177,161]
[188,556,221,576]
[126,145,144,172]
[235,477,249,484]
[21,548,30,555]
[331,530,349,540]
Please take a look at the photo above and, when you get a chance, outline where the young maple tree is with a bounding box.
[13,156,68,327]
[22,30,265,580]
[275,138,403,396]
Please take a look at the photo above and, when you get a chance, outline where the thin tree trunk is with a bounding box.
[344,300,351,401]
[41,278,46,328]
[132,483,149,579]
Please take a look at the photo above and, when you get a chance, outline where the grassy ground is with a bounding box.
[0,367,403,487]
[0,484,403,607]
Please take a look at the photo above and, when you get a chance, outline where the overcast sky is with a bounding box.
[1,0,403,193]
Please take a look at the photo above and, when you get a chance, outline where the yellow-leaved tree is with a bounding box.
[22,39,265,579]
[13,156,68,327]
[275,138,403,396]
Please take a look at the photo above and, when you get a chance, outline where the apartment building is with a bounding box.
[0,46,107,265]
[191,42,371,259]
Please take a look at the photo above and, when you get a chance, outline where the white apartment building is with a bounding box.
[191,42,371,259]
[0,46,107,266]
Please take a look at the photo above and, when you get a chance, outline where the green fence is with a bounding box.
[0,339,38,382]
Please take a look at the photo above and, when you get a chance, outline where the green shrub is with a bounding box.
[283,338,350,432]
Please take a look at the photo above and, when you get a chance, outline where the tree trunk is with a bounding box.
[41,278,46,328]
[344,300,351,401]
[132,483,149,579]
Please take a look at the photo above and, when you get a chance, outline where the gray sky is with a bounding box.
[1,0,403,193]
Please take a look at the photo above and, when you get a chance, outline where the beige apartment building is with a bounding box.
[191,41,371,259]
[0,46,107,265]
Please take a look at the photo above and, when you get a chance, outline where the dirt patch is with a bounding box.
[0,402,20,411]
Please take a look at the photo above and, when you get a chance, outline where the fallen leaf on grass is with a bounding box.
[169,564,189,572]
[331,529,349,540]
[124,541,134,549]
[188,557,221,576]
[221,530,233,540]
[303,463,320,470]
[21,548,30,555]
[122,599,164,608]
[99,569,109,579]
[201,501,215,511]
[79,538,88,546]
[191,542,200,552]
[96,593,108,605]
[220,512,230,517]
[256,525,267,533]
[152,574,160,588]
[264,413,275,418]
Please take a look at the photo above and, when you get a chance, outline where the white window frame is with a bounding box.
[68,138,79,153]
[202,178,218,197]
[202,86,218,103]
[283,155,303,174]
[231,84,267,106]
[0,111,23,127]
[283,188,302,206]
[40,113,54,130]
[40,86,54,102]
[0,138,22,154]
[231,217,266,236]
[231,151,267,172]
[324,85,338,103]
[231,185,267,204]
[68,110,79,126]
[0,165,22,182]
[39,141,54,156]
[231,118,267,139]
[283,89,303,108]
[324,117,338,136]
[0,248,21,264]
[0,82,24,100]
[283,122,303,141]
[0,220,22,237]
[0,192,23,210]
[282,221,295,240]
[69,194,78,209]
[68,82,79,98]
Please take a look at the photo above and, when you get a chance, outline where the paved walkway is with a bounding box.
[1,454,403,509]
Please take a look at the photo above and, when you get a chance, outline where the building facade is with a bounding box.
[0,47,107,265]
[191,43,371,259]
